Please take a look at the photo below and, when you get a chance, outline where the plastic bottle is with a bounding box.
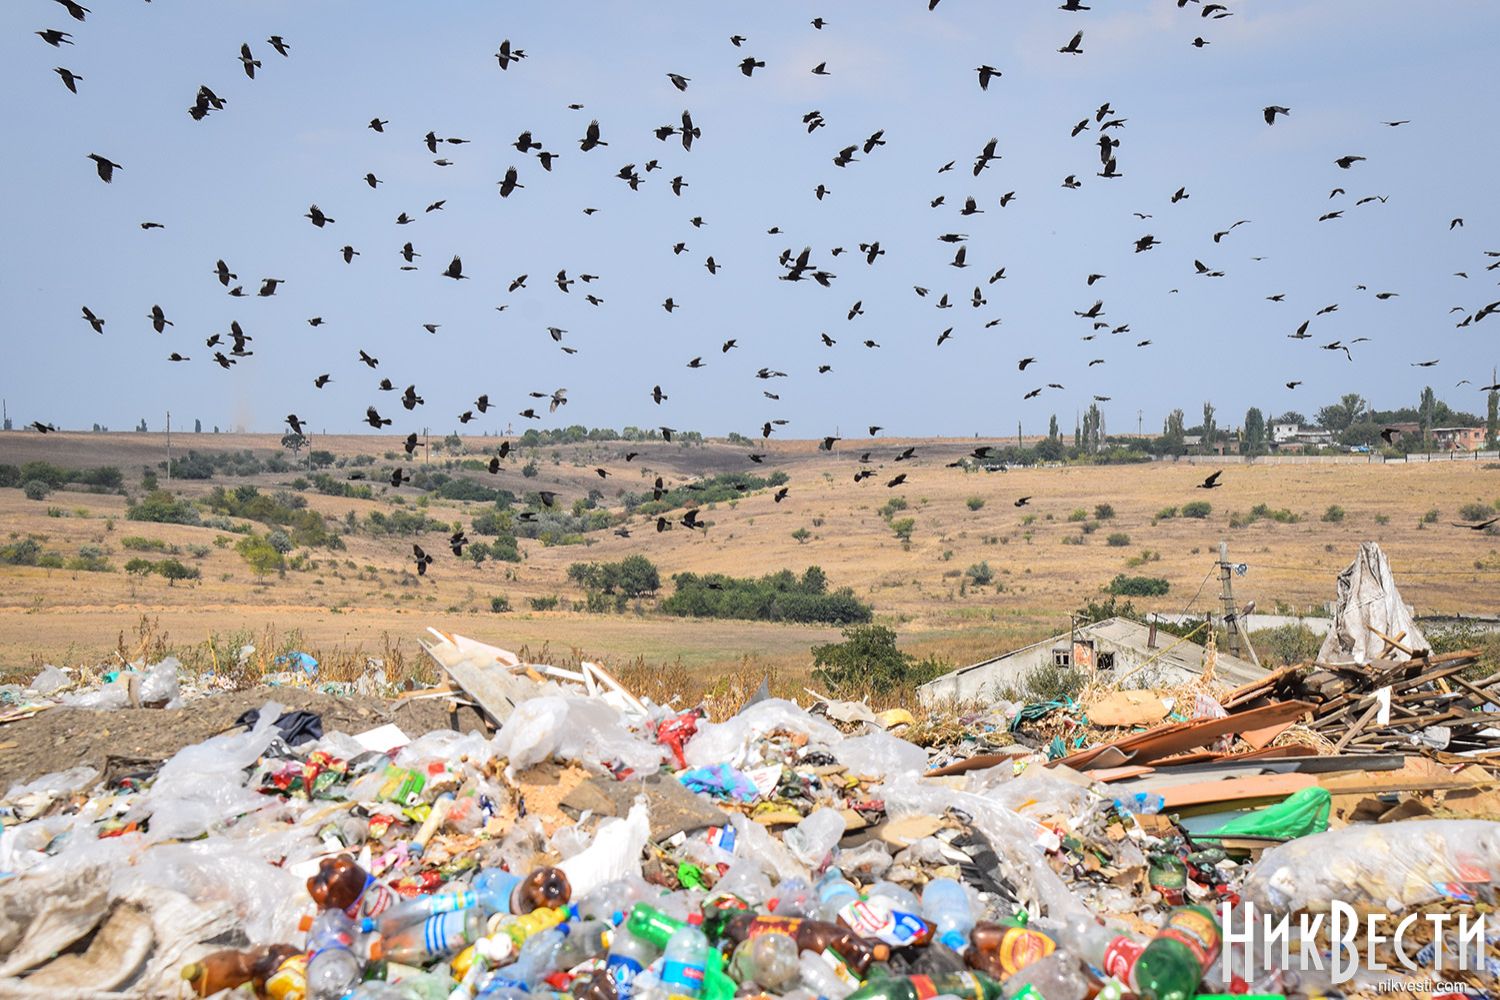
[484,925,571,991]
[306,909,363,1000]
[264,953,308,1000]
[493,905,569,947]
[1132,906,1221,1000]
[920,878,975,953]
[835,895,934,949]
[865,882,920,913]
[361,889,480,935]
[1035,916,1144,989]
[605,924,660,999]
[556,918,611,969]
[845,970,1004,1000]
[181,943,301,997]
[473,866,572,915]
[1113,791,1166,816]
[771,876,814,918]
[659,922,711,998]
[797,949,857,1000]
[999,952,1091,1000]
[814,869,862,923]
[372,907,484,964]
[718,912,890,974]
[728,932,800,990]
[967,921,1057,981]
[783,808,847,867]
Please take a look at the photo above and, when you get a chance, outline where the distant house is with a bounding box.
[917,616,1265,704]
[1270,423,1334,451]
[1432,426,1486,451]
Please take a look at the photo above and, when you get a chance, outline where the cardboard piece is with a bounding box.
[561,772,729,843]
[1088,690,1170,728]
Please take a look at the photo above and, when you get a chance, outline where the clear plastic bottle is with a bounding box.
[771,876,814,918]
[814,868,861,923]
[606,925,660,999]
[360,889,479,935]
[797,949,857,1000]
[1035,915,1143,989]
[372,907,483,964]
[659,923,711,998]
[864,881,920,913]
[999,952,1090,1000]
[920,878,975,952]
[728,932,800,990]
[556,918,611,969]
[483,925,570,991]
[306,909,363,1000]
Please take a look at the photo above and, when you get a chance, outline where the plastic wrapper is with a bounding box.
[831,730,928,778]
[684,698,841,769]
[493,696,661,776]
[1207,786,1330,840]
[60,683,129,710]
[1242,818,1500,913]
[782,807,847,867]
[139,657,182,706]
[28,665,70,696]
[133,700,286,842]
[556,799,651,900]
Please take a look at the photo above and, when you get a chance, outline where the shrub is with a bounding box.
[127,490,201,525]
[811,624,948,696]
[1156,506,1178,520]
[566,555,660,597]
[528,595,559,611]
[489,595,511,613]
[1094,503,1115,520]
[879,497,909,520]
[121,536,168,551]
[1459,502,1494,522]
[1249,623,1322,666]
[22,480,51,501]
[266,530,294,554]
[1106,532,1131,547]
[662,567,873,625]
[964,562,994,586]
[125,557,156,577]
[1067,508,1088,522]
[66,544,112,573]
[1321,505,1346,523]
[1107,574,1170,597]
[521,461,539,478]
[236,535,285,577]
[156,558,200,585]
[1080,521,1099,534]
[890,517,915,543]
[966,497,986,512]
[1182,501,1212,519]
[0,538,43,565]
[1422,509,1440,524]
[792,527,812,544]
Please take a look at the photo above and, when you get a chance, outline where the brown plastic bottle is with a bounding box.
[307,854,371,913]
[965,921,1057,980]
[719,912,890,973]
[181,943,301,997]
[518,866,572,912]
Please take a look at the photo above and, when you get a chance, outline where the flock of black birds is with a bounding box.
[24,0,1500,578]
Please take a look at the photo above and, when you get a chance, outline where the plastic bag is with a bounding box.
[1243,818,1500,913]
[684,698,841,769]
[557,799,651,900]
[1206,786,1330,840]
[493,696,660,776]
[60,683,129,710]
[28,665,70,696]
[832,730,928,777]
[139,657,181,706]
[135,700,286,842]
[783,808,847,867]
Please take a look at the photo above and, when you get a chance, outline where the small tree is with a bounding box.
[1321,505,1346,523]
[811,624,945,695]
[280,432,307,458]
[890,517,915,544]
[236,535,285,577]
[792,527,812,544]
[266,530,294,554]
[22,479,51,501]
[966,497,986,511]
[156,558,200,586]
[965,562,994,586]
[1243,407,1266,457]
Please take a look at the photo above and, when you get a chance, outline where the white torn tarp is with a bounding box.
[1316,541,1429,666]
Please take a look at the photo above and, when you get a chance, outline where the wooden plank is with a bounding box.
[1158,773,1317,809]
[1087,690,1170,728]
[1334,700,1382,753]
[1089,765,1157,783]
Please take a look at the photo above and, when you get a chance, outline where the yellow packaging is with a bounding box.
[264,953,308,1000]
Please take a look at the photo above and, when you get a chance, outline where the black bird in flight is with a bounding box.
[305,204,333,227]
[412,544,434,576]
[268,35,290,57]
[1263,105,1290,125]
[1059,31,1084,54]
[976,65,1001,90]
[36,29,73,46]
[54,0,89,22]
[31,422,57,433]
[740,57,766,77]
[81,306,104,333]
[1198,470,1224,489]
[87,153,121,183]
[54,67,82,93]
[365,407,391,428]
[495,39,526,70]
[239,43,261,79]
[1453,517,1500,532]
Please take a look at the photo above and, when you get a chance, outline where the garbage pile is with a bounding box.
[2,627,1498,999]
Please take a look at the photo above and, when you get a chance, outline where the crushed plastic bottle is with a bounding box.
[728,931,801,990]
[371,907,484,964]
[919,878,975,952]
[306,909,363,1000]
[998,951,1091,1000]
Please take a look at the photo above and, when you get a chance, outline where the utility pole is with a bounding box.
[165,411,172,484]
[1016,420,1022,451]
[1217,540,1240,657]
[1137,409,1143,438]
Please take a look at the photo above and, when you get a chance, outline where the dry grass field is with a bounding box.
[2,431,1497,688]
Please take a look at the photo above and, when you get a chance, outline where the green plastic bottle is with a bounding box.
[1133,906,1221,1000]
[623,906,734,1000]
[845,971,1005,1000]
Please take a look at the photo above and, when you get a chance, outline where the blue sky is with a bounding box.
[1,0,1496,438]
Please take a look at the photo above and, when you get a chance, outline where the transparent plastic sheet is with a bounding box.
[684,698,842,769]
[1242,818,1500,913]
[728,811,811,885]
[3,765,99,807]
[831,730,929,778]
[964,763,1103,821]
[492,696,660,775]
[138,657,181,706]
[556,799,651,900]
[132,700,285,842]
[59,685,129,711]
[782,807,847,867]
[28,665,70,696]
[879,775,1092,925]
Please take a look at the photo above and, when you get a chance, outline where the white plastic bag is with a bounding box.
[833,730,928,777]
[685,699,841,769]
[27,665,70,696]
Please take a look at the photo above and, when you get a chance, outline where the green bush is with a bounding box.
[121,536,169,551]
[155,558,200,585]
[811,624,947,695]
[566,555,661,597]
[792,527,812,544]
[22,480,51,501]
[879,497,908,520]
[1067,508,1088,522]
[66,544,112,573]
[965,562,994,586]
[1321,505,1346,523]
[236,535,285,577]
[489,595,511,613]
[528,595,560,611]
[1094,503,1115,520]
[1107,574,1170,597]
[965,497,986,512]
[890,517,915,543]
[1106,532,1131,547]
[1156,506,1178,520]
[662,567,873,625]
[1182,501,1212,519]
[127,490,201,525]
[1248,623,1322,666]
[1422,509,1440,524]
[1459,502,1494,522]
[0,538,43,565]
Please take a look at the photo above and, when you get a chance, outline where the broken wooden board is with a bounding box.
[1054,700,1316,771]
[1157,772,1317,809]
[1088,690,1170,728]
